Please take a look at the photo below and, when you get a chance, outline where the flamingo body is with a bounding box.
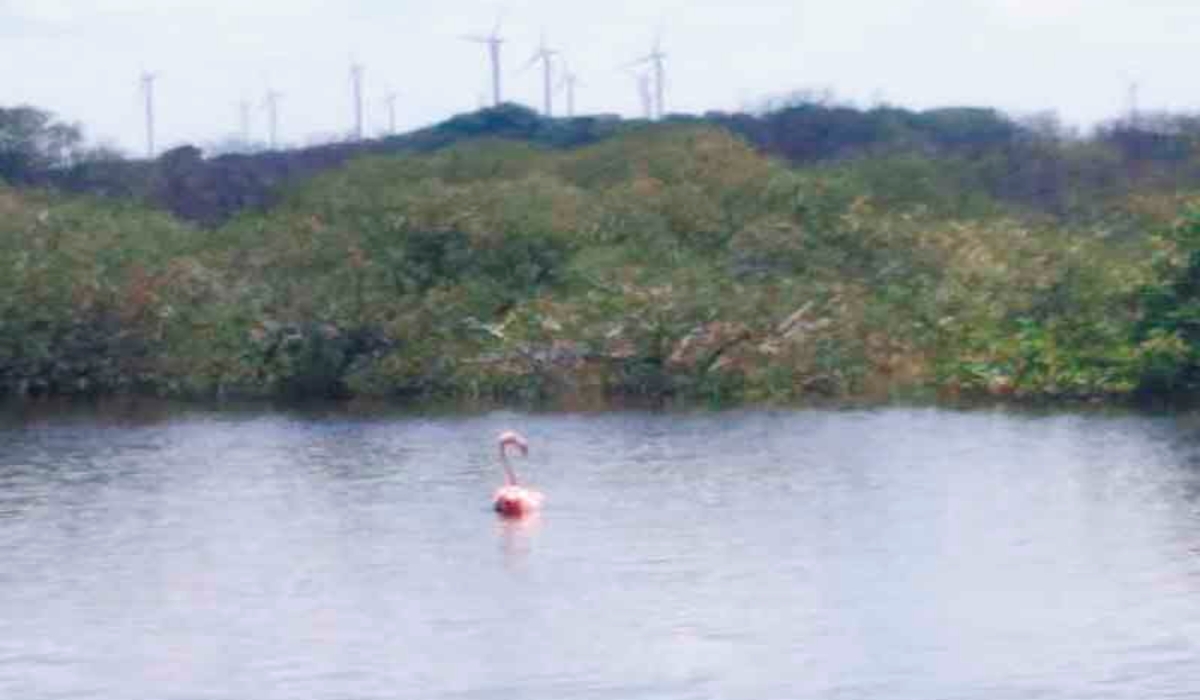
[492,484,545,517]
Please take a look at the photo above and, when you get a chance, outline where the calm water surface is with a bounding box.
[0,404,1198,699]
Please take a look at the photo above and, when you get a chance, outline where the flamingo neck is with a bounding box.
[499,448,519,486]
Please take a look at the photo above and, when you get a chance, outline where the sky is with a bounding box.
[0,0,1197,156]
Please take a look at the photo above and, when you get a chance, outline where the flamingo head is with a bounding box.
[497,430,529,457]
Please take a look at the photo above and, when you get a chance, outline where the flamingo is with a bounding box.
[493,430,544,517]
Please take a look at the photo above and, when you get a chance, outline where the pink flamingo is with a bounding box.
[493,430,544,517]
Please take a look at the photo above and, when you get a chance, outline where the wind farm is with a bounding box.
[77,9,1144,160]
[128,15,672,156]
[1,0,1188,164]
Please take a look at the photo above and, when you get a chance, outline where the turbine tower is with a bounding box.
[632,70,653,119]
[521,34,558,117]
[264,89,282,150]
[350,61,365,140]
[1126,80,1141,127]
[562,71,579,118]
[384,91,399,134]
[463,15,505,106]
[238,99,251,143]
[558,60,580,117]
[140,72,157,158]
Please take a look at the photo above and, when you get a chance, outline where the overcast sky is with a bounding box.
[1,0,1196,156]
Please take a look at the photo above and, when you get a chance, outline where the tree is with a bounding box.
[0,106,84,183]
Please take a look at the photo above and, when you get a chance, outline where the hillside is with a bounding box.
[42,105,627,227]
[8,101,1200,227]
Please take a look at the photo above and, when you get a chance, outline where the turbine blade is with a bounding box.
[517,50,542,74]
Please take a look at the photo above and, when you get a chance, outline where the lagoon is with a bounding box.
[0,404,1197,699]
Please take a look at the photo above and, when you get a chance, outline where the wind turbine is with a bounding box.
[140,72,157,158]
[1126,79,1141,127]
[558,60,581,117]
[629,32,667,119]
[383,90,399,134]
[350,61,365,140]
[237,98,252,143]
[625,68,653,119]
[520,34,558,116]
[263,89,282,150]
[462,14,505,106]
[638,73,653,119]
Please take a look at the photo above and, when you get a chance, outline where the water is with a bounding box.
[0,404,1198,700]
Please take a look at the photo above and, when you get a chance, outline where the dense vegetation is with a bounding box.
[4,100,1200,405]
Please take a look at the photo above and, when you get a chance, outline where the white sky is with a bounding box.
[0,0,1196,156]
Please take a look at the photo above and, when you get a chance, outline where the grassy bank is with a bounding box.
[2,123,1198,405]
